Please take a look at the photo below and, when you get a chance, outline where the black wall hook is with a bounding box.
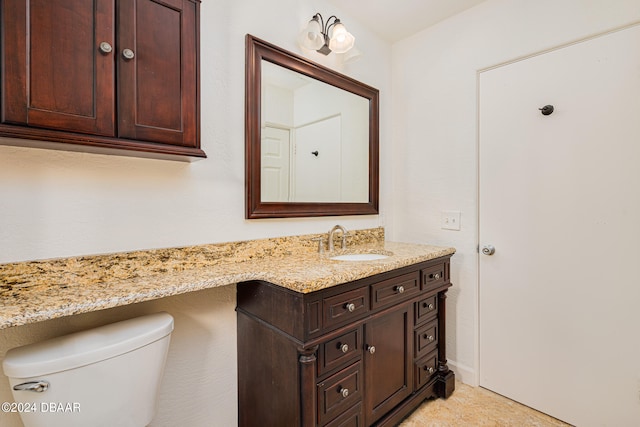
[311,151,319,156]
[539,105,554,116]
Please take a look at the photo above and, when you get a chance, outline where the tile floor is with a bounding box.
[399,382,572,426]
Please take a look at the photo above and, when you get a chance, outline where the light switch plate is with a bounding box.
[441,211,461,230]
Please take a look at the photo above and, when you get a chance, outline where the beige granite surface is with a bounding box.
[0,228,455,329]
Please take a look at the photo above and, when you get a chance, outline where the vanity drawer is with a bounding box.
[422,263,446,291]
[324,402,363,427]
[416,294,438,325]
[414,350,438,391]
[324,288,369,330]
[318,328,362,377]
[415,319,438,359]
[370,272,420,310]
[317,362,362,426]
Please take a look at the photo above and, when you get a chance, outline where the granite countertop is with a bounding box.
[0,228,455,329]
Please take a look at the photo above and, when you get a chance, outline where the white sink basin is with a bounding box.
[330,253,390,261]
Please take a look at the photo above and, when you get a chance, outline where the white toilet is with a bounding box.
[2,312,174,427]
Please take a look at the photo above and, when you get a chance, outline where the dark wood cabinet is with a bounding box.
[237,256,455,427]
[363,305,412,425]
[2,0,116,136]
[0,0,204,160]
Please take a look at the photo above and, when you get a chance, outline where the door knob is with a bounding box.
[481,245,495,256]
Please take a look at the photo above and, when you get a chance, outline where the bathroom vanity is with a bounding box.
[237,255,455,427]
[0,228,455,427]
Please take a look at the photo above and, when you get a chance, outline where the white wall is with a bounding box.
[0,0,392,264]
[0,1,391,426]
[389,0,640,384]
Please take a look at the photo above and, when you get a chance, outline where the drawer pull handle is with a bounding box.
[423,302,435,310]
[424,366,435,374]
[345,303,356,312]
[430,273,441,280]
[340,343,349,353]
[423,334,434,342]
[339,387,349,398]
[366,345,376,354]
[99,41,113,54]
[122,48,135,60]
[396,285,405,294]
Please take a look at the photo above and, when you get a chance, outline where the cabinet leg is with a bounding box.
[436,290,455,398]
[299,345,318,427]
[436,370,456,399]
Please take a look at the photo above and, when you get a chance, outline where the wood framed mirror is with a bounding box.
[245,34,379,218]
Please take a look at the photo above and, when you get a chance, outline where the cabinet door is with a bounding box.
[117,0,199,147]
[1,0,116,135]
[363,305,413,425]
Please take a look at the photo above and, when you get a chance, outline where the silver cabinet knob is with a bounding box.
[366,345,376,354]
[433,273,441,280]
[122,48,135,60]
[396,285,405,294]
[99,41,112,54]
[424,334,434,342]
[345,303,355,312]
[482,245,496,256]
[425,303,434,310]
[425,366,435,374]
[339,387,349,398]
[340,343,349,353]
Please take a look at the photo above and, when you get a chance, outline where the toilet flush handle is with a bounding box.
[13,380,49,393]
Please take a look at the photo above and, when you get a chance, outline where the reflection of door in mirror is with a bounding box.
[261,126,291,202]
[294,116,341,202]
[261,60,369,203]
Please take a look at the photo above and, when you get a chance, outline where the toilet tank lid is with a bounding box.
[2,312,174,378]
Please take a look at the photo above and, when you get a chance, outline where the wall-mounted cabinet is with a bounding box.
[0,0,204,161]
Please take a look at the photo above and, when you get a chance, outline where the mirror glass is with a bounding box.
[246,35,379,218]
[261,61,370,203]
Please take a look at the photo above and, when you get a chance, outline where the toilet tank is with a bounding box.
[2,312,174,427]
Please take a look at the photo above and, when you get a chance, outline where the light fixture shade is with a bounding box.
[299,16,324,50]
[329,22,355,54]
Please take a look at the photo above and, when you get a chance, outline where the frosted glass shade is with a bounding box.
[329,22,355,53]
[299,17,324,50]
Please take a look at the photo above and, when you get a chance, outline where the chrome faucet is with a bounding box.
[328,225,348,252]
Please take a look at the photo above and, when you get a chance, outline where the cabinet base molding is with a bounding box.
[0,124,206,162]
[437,370,456,400]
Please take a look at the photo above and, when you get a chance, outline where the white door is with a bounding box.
[479,25,640,427]
[261,125,291,202]
[294,115,342,202]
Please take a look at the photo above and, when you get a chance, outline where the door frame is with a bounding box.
[263,121,295,201]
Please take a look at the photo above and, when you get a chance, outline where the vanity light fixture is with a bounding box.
[298,13,355,55]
